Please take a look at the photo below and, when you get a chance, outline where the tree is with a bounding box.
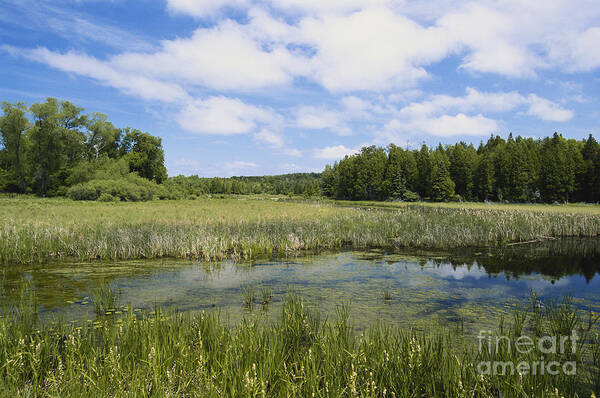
[415,144,432,198]
[29,98,63,195]
[320,164,337,197]
[474,149,495,201]
[448,142,477,200]
[430,147,455,201]
[539,133,577,202]
[579,134,600,202]
[385,144,418,200]
[85,113,121,161]
[121,128,168,183]
[0,102,29,192]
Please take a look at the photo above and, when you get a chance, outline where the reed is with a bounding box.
[0,292,597,397]
[91,281,120,316]
[242,284,255,310]
[1,197,599,265]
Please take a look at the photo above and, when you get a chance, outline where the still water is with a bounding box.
[2,238,599,333]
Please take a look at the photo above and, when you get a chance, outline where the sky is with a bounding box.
[1,0,600,177]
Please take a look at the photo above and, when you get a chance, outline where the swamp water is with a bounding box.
[2,238,599,335]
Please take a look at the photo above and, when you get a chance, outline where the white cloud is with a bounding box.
[224,160,257,170]
[298,7,452,91]
[284,148,302,157]
[112,20,304,91]
[295,106,352,135]
[166,0,248,17]
[526,95,574,122]
[313,145,359,159]
[397,87,573,122]
[27,48,189,103]
[384,113,500,138]
[254,129,285,148]
[176,96,278,135]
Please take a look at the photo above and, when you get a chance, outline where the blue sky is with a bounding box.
[1,0,600,177]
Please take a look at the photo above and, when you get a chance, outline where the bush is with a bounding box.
[0,168,8,192]
[402,190,419,202]
[67,183,99,201]
[68,176,159,202]
[98,193,119,202]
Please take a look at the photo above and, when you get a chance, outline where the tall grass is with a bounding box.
[1,197,600,265]
[0,291,598,397]
[91,281,120,316]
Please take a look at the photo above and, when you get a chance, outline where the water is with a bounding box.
[2,238,599,333]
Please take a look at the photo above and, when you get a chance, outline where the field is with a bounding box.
[1,196,600,265]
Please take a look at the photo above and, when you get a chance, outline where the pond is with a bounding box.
[2,238,599,334]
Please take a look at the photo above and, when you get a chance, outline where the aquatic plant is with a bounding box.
[260,285,272,305]
[0,292,598,397]
[91,281,119,316]
[381,283,393,301]
[242,285,255,309]
[1,197,600,265]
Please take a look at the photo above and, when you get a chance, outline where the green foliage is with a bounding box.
[323,133,600,203]
[0,98,169,199]
[0,292,597,396]
[166,172,321,197]
[67,173,173,202]
[121,128,167,183]
[0,167,8,191]
[1,198,600,265]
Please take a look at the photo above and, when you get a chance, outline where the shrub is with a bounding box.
[67,174,166,202]
[402,190,419,202]
[98,192,119,202]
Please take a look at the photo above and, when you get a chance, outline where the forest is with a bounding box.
[322,134,600,203]
[1,98,599,203]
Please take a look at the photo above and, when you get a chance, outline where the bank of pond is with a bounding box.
[1,239,599,396]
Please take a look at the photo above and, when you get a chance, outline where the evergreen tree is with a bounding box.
[415,144,432,198]
[580,134,600,202]
[430,147,456,201]
[448,142,477,200]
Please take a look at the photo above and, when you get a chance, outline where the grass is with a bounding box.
[1,196,600,265]
[91,281,120,316]
[0,288,598,397]
[242,285,256,310]
[382,283,393,301]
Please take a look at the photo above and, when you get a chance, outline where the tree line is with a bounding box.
[0,99,168,200]
[321,133,600,203]
[0,99,321,200]
[2,99,599,203]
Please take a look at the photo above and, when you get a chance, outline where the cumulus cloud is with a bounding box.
[112,20,305,91]
[295,106,352,135]
[313,145,359,159]
[397,87,573,122]
[27,48,189,102]
[166,0,249,17]
[176,96,278,135]
[384,114,500,138]
[526,95,574,122]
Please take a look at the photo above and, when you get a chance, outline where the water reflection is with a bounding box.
[1,238,598,332]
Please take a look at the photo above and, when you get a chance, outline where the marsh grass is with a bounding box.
[260,285,272,306]
[242,285,255,310]
[91,281,120,316]
[381,283,393,301]
[1,198,599,265]
[0,291,598,397]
